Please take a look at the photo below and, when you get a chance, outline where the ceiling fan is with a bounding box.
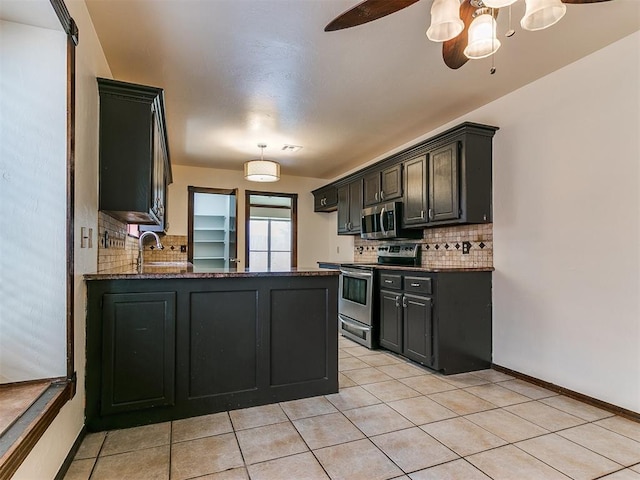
[325,0,613,70]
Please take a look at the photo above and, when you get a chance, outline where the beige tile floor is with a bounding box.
[65,336,640,480]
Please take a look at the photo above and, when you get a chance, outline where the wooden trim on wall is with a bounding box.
[492,364,640,422]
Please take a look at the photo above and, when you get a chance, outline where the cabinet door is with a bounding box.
[101,292,176,415]
[348,180,363,233]
[403,155,427,226]
[402,293,433,366]
[363,172,381,207]
[429,142,460,222]
[379,290,403,354]
[314,186,338,212]
[381,164,402,201]
[337,185,350,234]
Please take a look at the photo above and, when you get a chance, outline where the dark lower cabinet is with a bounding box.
[403,293,432,365]
[379,289,403,353]
[86,274,338,431]
[101,292,176,415]
[377,270,491,374]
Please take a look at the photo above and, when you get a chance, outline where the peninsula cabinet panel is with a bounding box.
[270,288,331,386]
[188,291,258,398]
[85,274,338,431]
[100,292,176,416]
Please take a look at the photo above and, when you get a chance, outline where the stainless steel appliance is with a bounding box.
[338,243,421,348]
[361,201,422,240]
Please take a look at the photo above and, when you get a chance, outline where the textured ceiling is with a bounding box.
[84,0,639,179]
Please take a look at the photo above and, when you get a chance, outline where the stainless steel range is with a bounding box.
[338,243,421,348]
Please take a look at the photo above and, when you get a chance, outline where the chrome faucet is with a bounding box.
[137,231,163,272]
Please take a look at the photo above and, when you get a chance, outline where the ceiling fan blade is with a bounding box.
[561,0,612,3]
[442,0,476,70]
[324,0,421,32]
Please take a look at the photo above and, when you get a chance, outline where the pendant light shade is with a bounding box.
[426,0,464,42]
[482,0,518,8]
[244,144,280,182]
[463,13,501,59]
[521,0,566,31]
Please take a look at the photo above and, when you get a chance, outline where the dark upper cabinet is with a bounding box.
[98,78,172,225]
[429,142,459,222]
[337,179,362,235]
[364,164,403,207]
[100,292,176,416]
[313,186,338,212]
[403,155,428,226]
[313,123,496,230]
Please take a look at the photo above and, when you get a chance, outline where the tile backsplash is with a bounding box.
[97,212,187,273]
[354,223,493,269]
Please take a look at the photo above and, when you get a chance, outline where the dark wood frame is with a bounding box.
[187,186,238,265]
[0,1,77,477]
[245,191,298,269]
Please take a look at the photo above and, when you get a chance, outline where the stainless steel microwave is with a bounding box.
[360,201,421,240]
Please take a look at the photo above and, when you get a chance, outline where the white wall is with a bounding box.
[0,20,67,382]
[167,165,354,266]
[329,32,640,412]
[13,0,112,477]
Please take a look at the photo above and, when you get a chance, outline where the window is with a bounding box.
[245,192,297,270]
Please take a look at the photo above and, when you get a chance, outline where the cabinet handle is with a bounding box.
[410,283,420,287]
[395,296,400,307]
[380,190,384,200]
[428,208,434,220]
[375,192,378,201]
[384,279,393,284]
[344,222,349,230]
[402,296,407,308]
[420,210,424,219]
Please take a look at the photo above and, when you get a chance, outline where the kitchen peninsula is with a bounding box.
[84,266,338,431]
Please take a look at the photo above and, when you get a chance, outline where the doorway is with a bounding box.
[245,191,297,270]
[188,187,238,269]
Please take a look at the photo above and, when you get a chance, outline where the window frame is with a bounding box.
[245,190,298,269]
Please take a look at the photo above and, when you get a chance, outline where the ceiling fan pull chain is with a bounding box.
[506,4,515,37]
[490,8,497,74]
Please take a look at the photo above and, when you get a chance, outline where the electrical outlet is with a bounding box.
[180,245,187,253]
[336,246,340,254]
[462,241,471,254]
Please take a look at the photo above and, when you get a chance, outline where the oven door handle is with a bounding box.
[339,269,373,279]
[339,314,372,332]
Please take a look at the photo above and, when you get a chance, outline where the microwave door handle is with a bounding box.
[380,207,387,236]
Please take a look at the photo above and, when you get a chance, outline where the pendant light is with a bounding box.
[426,0,464,42]
[244,144,280,182]
[521,0,566,31]
[464,10,501,59]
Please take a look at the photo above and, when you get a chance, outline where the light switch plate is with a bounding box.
[88,228,93,248]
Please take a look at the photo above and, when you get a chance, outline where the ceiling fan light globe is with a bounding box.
[521,0,566,31]
[463,13,501,59]
[482,0,518,8]
[427,0,464,42]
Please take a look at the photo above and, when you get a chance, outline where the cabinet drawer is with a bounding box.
[379,274,402,290]
[403,276,432,295]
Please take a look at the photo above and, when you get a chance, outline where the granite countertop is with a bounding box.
[85,264,340,281]
[317,261,494,273]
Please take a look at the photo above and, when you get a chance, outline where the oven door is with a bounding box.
[338,267,373,324]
